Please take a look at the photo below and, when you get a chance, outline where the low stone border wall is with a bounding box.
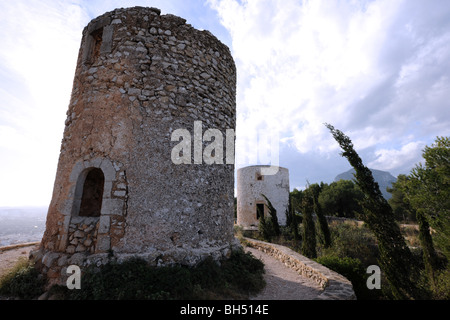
[0,242,40,253]
[244,238,356,300]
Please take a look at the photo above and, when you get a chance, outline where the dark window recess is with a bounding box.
[256,203,264,220]
[91,28,103,62]
[79,168,105,217]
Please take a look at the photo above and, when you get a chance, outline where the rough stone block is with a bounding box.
[100,199,124,216]
[96,235,111,252]
[98,215,110,234]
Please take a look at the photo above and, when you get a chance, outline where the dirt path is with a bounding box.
[0,243,40,278]
[246,247,323,300]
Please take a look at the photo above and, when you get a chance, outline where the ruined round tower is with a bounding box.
[236,166,290,230]
[32,7,237,283]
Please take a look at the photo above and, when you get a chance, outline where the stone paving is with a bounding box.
[245,238,356,300]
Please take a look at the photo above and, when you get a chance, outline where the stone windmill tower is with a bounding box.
[32,7,237,283]
[236,166,290,230]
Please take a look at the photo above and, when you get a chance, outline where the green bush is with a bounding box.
[0,249,265,300]
[221,248,266,296]
[431,268,450,300]
[315,255,380,300]
[0,258,45,299]
[320,222,379,266]
[60,248,265,300]
[258,216,275,242]
[66,257,190,300]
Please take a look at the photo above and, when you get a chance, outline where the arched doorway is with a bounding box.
[78,168,105,217]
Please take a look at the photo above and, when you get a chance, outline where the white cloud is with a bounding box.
[209,0,450,173]
[0,0,231,207]
[0,0,89,206]
[1,0,449,205]
[368,141,425,173]
[0,0,88,140]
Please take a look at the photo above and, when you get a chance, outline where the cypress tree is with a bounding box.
[286,195,300,241]
[395,175,440,286]
[262,194,281,237]
[258,205,272,242]
[325,123,422,299]
[417,210,440,285]
[310,183,331,248]
[301,189,317,259]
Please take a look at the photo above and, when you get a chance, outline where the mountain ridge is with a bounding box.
[334,168,397,199]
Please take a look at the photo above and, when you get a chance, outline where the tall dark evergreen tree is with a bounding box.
[309,183,331,248]
[258,205,272,242]
[387,175,417,222]
[417,210,440,285]
[262,194,281,237]
[301,189,317,259]
[399,137,449,286]
[286,194,300,241]
[407,137,450,262]
[325,123,421,299]
[391,175,440,282]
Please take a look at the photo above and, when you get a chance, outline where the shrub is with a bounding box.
[320,222,379,266]
[258,216,275,242]
[430,268,450,300]
[0,258,45,299]
[59,248,265,300]
[315,255,363,281]
[222,248,265,295]
[315,255,380,300]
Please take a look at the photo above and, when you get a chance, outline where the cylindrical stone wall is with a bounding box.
[236,166,290,229]
[33,7,237,283]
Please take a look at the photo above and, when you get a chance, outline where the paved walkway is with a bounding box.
[246,247,323,300]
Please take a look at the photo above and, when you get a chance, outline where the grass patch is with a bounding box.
[1,249,265,300]
[53,248,265,300]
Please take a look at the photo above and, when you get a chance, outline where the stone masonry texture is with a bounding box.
[32,6,237,285]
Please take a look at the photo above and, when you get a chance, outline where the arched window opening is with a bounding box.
[90,27,103,62]
[79,168,105,217]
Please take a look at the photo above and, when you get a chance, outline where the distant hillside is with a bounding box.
[334,168,397,199]
[0,206,47,247]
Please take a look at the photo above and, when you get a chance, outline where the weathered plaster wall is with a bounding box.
[236,166,289,229]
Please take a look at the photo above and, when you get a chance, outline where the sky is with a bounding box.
[0,0,449,207]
